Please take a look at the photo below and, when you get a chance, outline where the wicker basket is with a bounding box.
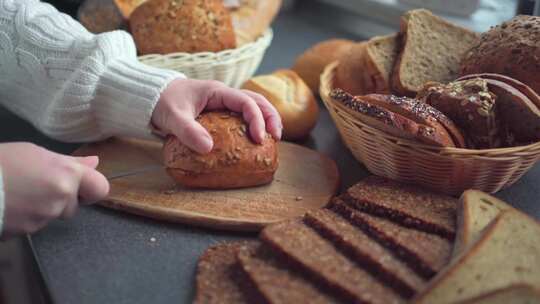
[320,61,540,195]
[138,29,273,88]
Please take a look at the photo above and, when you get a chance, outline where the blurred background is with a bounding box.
[0,0,534,303]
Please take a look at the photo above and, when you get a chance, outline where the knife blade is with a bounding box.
[106,165,165,180]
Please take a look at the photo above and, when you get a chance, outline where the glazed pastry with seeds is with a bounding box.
[330,89,457,147]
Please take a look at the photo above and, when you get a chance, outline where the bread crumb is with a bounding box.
[150,237,157,242]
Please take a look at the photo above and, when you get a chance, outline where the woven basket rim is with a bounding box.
[137,29,273,67]
[320,61,540,156]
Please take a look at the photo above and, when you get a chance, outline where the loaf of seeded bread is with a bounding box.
[230,0,282,45]
[130,0,236,54]
[163,111,278,189]
[413,210,540,304]
[460,15,540,97]
[392,9,479,97]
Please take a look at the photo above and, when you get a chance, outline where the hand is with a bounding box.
[152,79,282,154]
[0,143,109,238]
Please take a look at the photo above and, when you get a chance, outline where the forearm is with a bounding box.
[0,0,184,142]
[0,166,4,236]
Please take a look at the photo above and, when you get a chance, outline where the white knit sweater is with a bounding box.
[0,0,185,234]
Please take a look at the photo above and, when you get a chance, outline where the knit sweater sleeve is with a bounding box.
[0,0,185,141]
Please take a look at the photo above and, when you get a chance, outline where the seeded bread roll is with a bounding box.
[460,15,540,96]
[163,111,278,189]
[230,0,282,45]
[130,0,236,54]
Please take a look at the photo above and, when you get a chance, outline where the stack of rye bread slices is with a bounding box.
[193,177,540,304]
[332,9,540,149]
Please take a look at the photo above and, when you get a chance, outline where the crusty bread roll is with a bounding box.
[130,0,236,54]
[335,42,369,96]
[230,0,282,45]
[242,69,319,140]
[292,39,355,95]
[461,15,540,96]
[163,111,278,189]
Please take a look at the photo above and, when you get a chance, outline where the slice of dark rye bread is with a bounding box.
[237,243,341,304]
[304,209,426,298]
[330,199,452,279]
[342,175,458,240]
[392,9,479,96]
[260,220,405,304]
[193,241,265,304]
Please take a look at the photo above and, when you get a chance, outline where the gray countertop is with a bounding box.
[0,10,537,304]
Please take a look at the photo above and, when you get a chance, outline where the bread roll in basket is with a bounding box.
[320,62,540,195]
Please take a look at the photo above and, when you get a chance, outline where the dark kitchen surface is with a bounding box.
[0,8,538,304]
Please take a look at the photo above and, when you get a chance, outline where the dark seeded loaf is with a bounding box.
[260,220,404,304]
[343,175,458,240]
[392,9,479,96]
[330,199,452,279]
[304,209,426,298]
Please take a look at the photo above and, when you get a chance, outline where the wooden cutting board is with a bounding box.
[73,138,339,231]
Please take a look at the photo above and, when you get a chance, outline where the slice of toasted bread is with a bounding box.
[453,190,511,257]
[364,34,399,93]
[392,9,479,96]
[413,211,540,304]
[330,89,456,147]
[456,284,540,304]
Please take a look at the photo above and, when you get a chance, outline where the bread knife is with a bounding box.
[106,165,164,181]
